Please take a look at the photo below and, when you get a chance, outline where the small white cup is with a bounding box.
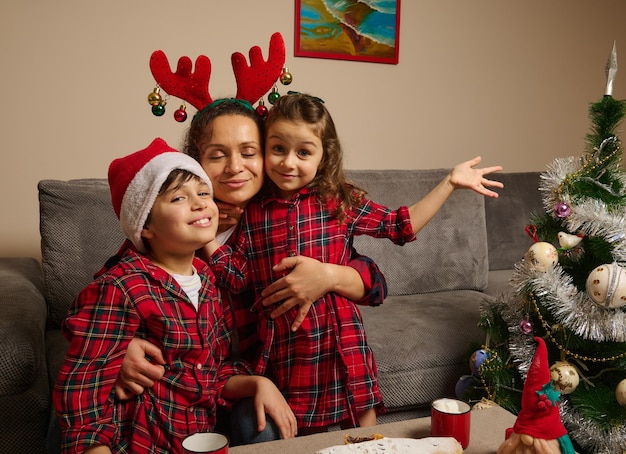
[182,432,229,454]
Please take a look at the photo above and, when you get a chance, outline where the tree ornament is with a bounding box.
[585,263,626,308]
[549,361,580,395]
[469,348,488,376]
[557,231,583,249]
[553,201,571,218]
[173,104,187,122]
[524,242,558,271]
[268,85,280,105]
[147,87,163,106]
[255,99,268,118]
[518,315,534,335]
[616,379,626,406]
[279,66,293,85]
[151,101,166,117]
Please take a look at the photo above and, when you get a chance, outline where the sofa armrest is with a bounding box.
[0,258,48,396]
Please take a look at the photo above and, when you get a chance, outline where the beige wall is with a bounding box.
[2,1,626,259]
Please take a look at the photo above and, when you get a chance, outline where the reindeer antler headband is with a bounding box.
[146,32,293,122]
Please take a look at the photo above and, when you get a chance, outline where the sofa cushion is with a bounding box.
[346,169,488,295]
[360,290,488,409]
[39,179,125,328]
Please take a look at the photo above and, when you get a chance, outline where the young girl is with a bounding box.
[206,94,503,432]
[53,138,296,453]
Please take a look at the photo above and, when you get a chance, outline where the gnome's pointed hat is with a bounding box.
[511,337,568,440]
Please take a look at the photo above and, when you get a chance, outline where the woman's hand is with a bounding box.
[114,338,166,400]
[261,256,365,331]
[216,201,244,228]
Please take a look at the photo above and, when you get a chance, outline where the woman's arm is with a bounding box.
[114,338,166,400]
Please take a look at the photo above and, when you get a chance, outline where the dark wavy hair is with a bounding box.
[264,93,365,221]
[182,99,265,162]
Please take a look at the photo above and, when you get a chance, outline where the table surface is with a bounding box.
[230,405,516,453]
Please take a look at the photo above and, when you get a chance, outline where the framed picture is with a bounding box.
[295,0,400,65]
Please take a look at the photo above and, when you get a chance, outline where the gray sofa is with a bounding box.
[0,169,543,453]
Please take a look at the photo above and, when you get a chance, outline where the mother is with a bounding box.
[115,99,386,444]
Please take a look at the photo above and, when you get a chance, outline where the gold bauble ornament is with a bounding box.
[616,379,626,406]
[147,87,163,106]
[280,67,293,85]
[549,361,579,394]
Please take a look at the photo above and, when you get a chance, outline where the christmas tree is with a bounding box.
[462,43,626,453]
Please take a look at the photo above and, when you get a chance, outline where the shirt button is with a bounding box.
[196,363,202,370]
[288,251,296,257]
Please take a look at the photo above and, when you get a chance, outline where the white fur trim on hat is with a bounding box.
[119,152,212,253]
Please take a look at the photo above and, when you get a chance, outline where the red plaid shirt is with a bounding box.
[53,249,248,453]
[211,186,415,427]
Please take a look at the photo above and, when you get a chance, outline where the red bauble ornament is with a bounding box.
[174,104,187,123]
[256,99,268,118]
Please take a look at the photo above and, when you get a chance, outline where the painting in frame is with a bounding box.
[295,0,400,65]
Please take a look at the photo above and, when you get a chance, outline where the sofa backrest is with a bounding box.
[346,169,489,296]
[38,170,493,323]
[39,179,124,328]
[484,172,543,270]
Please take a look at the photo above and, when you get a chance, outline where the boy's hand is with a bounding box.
[449,156,503,198]
[253,377,298,439]
[115,338,166,400]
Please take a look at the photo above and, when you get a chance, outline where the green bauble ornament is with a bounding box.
[268,86,280,105]
[151,102,166,117]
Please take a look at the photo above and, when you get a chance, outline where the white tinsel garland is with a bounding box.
[511,258,626,343]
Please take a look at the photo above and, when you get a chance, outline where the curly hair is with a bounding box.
[264,93,365,221]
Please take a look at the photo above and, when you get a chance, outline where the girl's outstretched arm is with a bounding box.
[408,156,503,234]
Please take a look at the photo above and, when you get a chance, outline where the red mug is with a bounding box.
[182,433,229,454]
[430,398,471,449]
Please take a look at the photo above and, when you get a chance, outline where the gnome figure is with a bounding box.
[497,337,575,454]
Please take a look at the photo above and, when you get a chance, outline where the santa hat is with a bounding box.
[108,137,212,253]
[510,337,569,441]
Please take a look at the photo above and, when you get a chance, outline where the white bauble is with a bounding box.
[585,263,626,308]
[524,242,558,271]
[549,361,579,395]
[616,379,626,406]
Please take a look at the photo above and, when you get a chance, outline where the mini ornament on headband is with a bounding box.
[147,86,167,117]
[147,32,289,121]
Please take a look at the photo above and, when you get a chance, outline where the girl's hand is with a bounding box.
[216,201,244,228]
[449,156,503,198]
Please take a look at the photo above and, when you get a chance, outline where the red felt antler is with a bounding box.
[232,32,286,105]
[149,52,213,111]
[149,32,286,112]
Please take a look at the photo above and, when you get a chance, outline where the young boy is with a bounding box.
[53,138,296,453]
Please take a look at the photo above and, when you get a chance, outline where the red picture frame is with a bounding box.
[295,0,400,65]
